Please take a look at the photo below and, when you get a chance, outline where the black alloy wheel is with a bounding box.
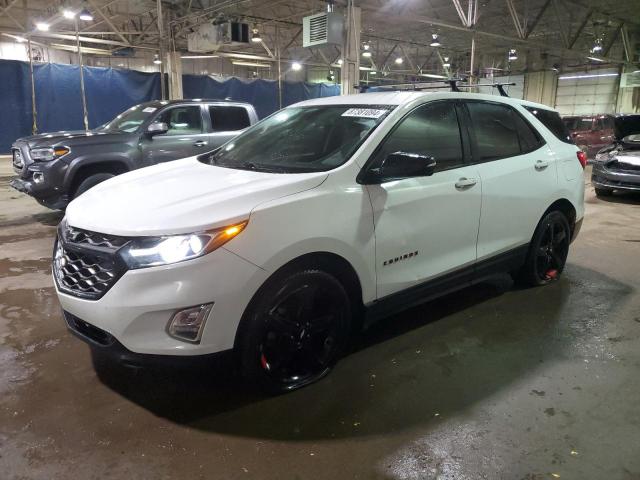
[518,211,571,286]
[239,269,351,394]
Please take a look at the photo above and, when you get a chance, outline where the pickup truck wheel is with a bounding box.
[595,187,613,197]
[239,269,351,394]
[73,173,115,199]
[516,211,571,287]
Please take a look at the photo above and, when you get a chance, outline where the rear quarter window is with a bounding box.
[524,106,574,144]
[209,105,251,132]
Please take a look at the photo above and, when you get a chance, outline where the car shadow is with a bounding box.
[93,264,631,441]
[591,190,640,205]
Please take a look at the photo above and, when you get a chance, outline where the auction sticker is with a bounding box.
[142,107,157,113]
[341,108,388,118]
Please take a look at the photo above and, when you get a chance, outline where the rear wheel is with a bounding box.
[73,173,115,199]
[516,211,571,287]
[238,269,351,394]
[595,187,613,197]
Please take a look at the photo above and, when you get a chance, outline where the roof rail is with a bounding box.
[357,80,516,97]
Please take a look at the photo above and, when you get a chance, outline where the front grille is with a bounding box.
[54,224,130,300]
[65,226,129,249]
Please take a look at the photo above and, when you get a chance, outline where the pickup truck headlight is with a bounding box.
[120,221,247,269]
[30,146,70,161]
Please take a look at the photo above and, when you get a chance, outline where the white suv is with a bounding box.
[54,92,585,393]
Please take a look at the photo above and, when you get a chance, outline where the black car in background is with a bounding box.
[591,114,640,197]
[10,99,258,210]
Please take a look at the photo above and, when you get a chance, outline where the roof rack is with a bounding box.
[358,79,516,97]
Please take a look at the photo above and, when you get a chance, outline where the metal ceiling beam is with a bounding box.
[505,0,525,39]
[525,0,551,39]
[550,0,569,48]
[86,0,130,44]
[602,23,622,57]
[567,8,592,49]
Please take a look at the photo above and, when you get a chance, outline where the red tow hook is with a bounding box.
[545,269,558,280]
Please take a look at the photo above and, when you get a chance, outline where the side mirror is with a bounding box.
[380,151,436,179]
[147,122,169,136]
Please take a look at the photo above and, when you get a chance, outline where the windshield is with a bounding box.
[205,105,393,173]
[563,117,593,132]
[101,104,159,133]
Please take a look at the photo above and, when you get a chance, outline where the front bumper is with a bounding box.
[55,246,269,356]
[591,163,640,192]
[10,177,70,209]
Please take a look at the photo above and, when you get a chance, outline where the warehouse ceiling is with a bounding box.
[0,0,638,78]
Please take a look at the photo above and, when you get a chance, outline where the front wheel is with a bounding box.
[73,173,115,199]
[516,211,571,287]
[238,269,351,394]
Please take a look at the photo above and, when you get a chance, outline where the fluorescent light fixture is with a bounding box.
[181,55,219,59]
[3,33,28,43]
[586,56,605,62]
[35,22,50,31]
[559,73,619,80]
[291,61,302,71]
[63,9,76,19]
[394,57,403,65]
[153,54,161,64]
[78,8,93,21]
[369,71,377,75]
[419,73,448,79]
[430,34,441,47]
[231,60,270,68]
[362,51,372,58]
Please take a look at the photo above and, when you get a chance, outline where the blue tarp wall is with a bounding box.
[182,75,340,119]
[0,59,341,152]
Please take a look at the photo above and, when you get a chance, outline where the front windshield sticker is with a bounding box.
[142,107,157,113]
[341,108,388,119]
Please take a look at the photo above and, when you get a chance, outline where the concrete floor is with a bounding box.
[1,158,639,480]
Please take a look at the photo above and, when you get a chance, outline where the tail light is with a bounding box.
[577,151,587,169]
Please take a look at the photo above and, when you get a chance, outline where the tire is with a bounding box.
[238,269,352,394]
[73,173,116,199]
[595,187,613,197]
[516,211,571,287]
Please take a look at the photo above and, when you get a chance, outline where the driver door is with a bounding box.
[141,105,210,164]
[364,101,482,299]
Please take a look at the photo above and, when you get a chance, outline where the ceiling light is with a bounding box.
[63,9,76,19]
[14,35,27,43]
[430,34,441,47]
[291,62,302,71]
[337,58,343,65]
[153,54,161,65]
[78,8,93,21]
[369,71,377,75]
[251,28,262,43]
[363,43,370,51]
[35,22,50,31]
[559,73,619,80]
[591,37,603,53]
[231,61,270,68]
[395,57,403,65]
[508,48,518,61]
[443,56,451,68]
[586,56,605,62]
[181,55,220,59]
[362,51,372,58]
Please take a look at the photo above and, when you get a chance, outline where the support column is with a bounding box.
[523,70,558,108]
[75,19,89,131]
[167,51,183,100]
[157,0,166,100]
[340,2,360,95]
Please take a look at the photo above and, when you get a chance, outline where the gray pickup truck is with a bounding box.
[10,99,258,209]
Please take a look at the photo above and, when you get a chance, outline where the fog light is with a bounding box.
[33,172,44,184]
[167,303,213,343]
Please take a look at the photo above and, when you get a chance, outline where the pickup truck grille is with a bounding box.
[606,159,640,174]
[53,225,129,300]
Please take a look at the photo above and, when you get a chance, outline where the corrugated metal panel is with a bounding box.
[555,68,619,115]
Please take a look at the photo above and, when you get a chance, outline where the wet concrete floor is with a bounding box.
[1,159,639,479]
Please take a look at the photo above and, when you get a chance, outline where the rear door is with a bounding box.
[141,104,209,164]
[463,100,556,263]
[206,104,253,149]
[365,100,482,298]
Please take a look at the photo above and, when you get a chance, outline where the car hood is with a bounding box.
[15,130,127,148]
[65,157,328,236]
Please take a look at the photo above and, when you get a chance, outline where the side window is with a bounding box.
[370,101,464,174]
[209,106,251,132]
[466,102,521,161]
[595,118,604,131]
[155,106,203,135]
[524,106,573,144]
[511,109,545,154]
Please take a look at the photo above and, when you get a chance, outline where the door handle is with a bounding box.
[455,177,477,189]
[193,140,207,147]
[535,159,550,170]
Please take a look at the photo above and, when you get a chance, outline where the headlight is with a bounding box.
[120,221,247,269]
[30,146,70,161]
